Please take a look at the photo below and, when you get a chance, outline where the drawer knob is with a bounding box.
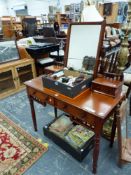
[45,96,49,101]
[62,104,67,109]
[32,91,36,96]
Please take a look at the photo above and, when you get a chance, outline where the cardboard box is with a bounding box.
[42,69,92,98]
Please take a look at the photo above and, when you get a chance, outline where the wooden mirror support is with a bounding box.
[64,21,105,79]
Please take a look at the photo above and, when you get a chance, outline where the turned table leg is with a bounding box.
[92,131,101,174]
[29,96,37,131]
[54,107,57,118]
[110,110,117,147]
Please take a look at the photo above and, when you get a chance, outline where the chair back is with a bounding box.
[42,27,56,37]
[99,46,120,74]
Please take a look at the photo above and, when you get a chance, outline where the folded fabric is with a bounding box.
[49,115,73,135]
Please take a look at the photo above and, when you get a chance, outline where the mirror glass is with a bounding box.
[65,22,104,77]
[0,40,19,64]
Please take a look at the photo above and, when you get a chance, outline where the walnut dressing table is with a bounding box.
[25,76,124,174]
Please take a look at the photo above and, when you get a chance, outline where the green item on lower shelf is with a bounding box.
[65,125,94,149]
[49,114,73,138]
[102,116,117,140]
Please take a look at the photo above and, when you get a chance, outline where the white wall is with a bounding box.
[1,0,129,17]
[3,0,82,16]
[0,0,8,17]
[6,0,27,16]
[27,0,50,16]
[6,0,59,16]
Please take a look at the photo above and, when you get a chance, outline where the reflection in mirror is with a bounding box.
[65,22,105,78]
[0,40,20,64]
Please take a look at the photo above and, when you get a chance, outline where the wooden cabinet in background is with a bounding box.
[0,59,36,99]
[56,13,70,26]
[1,16,15,38]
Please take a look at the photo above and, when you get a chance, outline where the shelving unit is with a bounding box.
[56,13,70,26]
[0,68,16,94]
[0,59,36,99]
[22,16,37,37]
[1,16,15,38]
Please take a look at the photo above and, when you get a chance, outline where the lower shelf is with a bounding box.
[43,114,95,162]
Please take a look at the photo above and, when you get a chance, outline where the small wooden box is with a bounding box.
[91,77,123,98]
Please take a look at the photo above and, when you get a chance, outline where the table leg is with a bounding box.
[54,107,57,118]
[129,94,131,116]
[29,96,37,131]
[110,107,118,147]
[93,130,101,174]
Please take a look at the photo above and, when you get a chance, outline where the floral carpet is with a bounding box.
[0,112,47,175]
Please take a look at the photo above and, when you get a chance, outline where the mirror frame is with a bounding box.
[64,21,105,79]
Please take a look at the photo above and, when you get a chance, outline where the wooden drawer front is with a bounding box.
[55,100,95,127]
[29,88,54,105]
[55,100,68,112]
[67,106,95,128]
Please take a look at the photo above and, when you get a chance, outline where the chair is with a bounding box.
[117,98,131,167]
[99,43,130,140]
[44,48,65,74]
[34,55,55,75]
[99,43,120,75]
[43,27,56,37]
[49,37,66,66]
[123,66,131,115]
[44,33,66,74]
[104,24,121,46]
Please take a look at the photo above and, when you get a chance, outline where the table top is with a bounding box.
[25,76,124,120]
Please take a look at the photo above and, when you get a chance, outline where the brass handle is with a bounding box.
[49,98,52,102]
[32,91,36,96]
[44,96,49,101]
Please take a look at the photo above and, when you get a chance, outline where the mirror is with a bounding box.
[64,21,105,78]
[0,40,20,64]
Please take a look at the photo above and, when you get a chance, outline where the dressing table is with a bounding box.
[25,21,124,174]
[25,76,124,174]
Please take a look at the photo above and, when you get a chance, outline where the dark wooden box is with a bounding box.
[43,114,94,162]
[91,77,123,98]
[42,69,92,98]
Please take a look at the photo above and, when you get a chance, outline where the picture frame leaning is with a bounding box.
[103,3,112,16]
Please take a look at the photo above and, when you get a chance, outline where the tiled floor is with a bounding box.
[0,90,131,175]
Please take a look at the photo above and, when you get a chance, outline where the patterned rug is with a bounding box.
[0,112,47,175]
